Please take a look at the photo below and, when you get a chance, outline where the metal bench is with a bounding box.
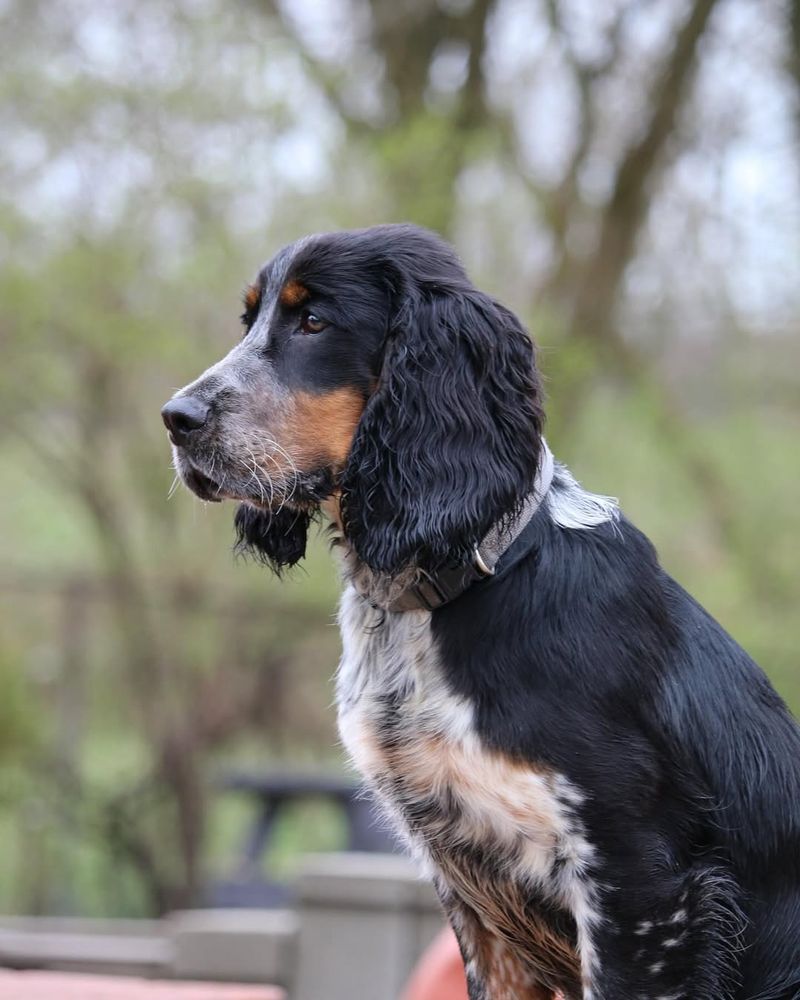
[208,771,399,907]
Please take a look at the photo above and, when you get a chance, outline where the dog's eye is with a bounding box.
[299,310,328,335]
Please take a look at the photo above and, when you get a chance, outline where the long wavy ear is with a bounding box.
[340,287,544,576]
[233,504,310,573]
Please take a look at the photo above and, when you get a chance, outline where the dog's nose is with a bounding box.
[161,396,210,445]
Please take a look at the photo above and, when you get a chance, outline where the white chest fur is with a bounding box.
[335,583,601,990]
[336,586,473,792]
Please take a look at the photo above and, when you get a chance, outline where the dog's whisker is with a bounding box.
[244,447,269,507]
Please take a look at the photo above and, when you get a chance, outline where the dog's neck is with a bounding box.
[324,442,555,613]
[322,497,422,609]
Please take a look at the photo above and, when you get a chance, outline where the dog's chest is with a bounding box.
[335,587,595,895]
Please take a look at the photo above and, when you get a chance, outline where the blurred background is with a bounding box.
[0,0,798,923]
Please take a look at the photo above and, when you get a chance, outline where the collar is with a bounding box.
[362,441,555,613]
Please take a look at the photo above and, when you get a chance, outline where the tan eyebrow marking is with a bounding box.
[279,279,311,308]
[243,283,261,311]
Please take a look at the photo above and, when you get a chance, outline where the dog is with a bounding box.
[162,223,800,999]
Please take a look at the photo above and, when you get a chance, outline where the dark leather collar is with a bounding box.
[360,442,555,613]
[384,556,497,613]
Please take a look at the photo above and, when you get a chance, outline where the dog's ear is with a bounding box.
[340,287,544,575]
[234,504,310,573]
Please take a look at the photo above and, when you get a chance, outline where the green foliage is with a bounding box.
[0,0,797,917]
[0,648,40,768]
[372,111,488,233]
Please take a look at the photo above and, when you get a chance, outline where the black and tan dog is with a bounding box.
[163,224,800,1000]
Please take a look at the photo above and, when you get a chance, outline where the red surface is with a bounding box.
[400,929,468,1000]
[0,971,284,1000]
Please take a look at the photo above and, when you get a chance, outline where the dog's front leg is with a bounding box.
[442,893,555,1000]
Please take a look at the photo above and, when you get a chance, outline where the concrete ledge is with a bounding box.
[0,918,163,937]
[0,854,445,997]
[293,853,443,1000]
[0,921,171,977]
[167,910,297,986]
[297,852,439,910]
[0,911,296,986]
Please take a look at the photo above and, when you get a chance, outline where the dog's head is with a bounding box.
[162,224,544,575]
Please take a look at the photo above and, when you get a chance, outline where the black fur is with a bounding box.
[433,501,800,997]
[227,223,544,575]
[165,223,800,998]
[340,281,544,574]
[234,504,310,572]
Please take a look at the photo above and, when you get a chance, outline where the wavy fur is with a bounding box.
[341,252,544,575]
[233,503,310,572]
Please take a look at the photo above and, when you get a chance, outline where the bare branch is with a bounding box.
[566,0,721,345]
[788,0,800,151]
[546,2,630,233]
[258,0,369,128]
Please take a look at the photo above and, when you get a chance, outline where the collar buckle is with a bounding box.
[473,548,495,577]
[361,440,555,613]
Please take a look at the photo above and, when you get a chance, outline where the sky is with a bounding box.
[2,0,798,339]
